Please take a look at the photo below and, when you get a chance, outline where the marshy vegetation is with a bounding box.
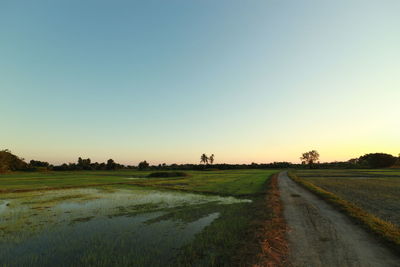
[0,169,277,266]
[147,171,189,178]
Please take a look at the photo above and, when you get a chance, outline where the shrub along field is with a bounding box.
[0,169,277,266]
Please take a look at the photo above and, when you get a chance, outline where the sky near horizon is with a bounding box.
[1,0,399,165]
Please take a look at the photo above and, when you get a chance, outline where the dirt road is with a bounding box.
[278,172,400,267]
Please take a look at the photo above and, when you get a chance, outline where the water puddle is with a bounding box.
[0,187,249,266]
[0,200,10,214]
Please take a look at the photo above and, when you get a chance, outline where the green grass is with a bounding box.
[175,201,258,266]
[125,169,276,196]
[0,169,277,266]
[0,169,276,196]
[289,170,400,253]
[0,170,147,191]
[173,171,280,266]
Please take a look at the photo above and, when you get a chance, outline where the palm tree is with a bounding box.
[200,153,209,165]
[209,154,215,165]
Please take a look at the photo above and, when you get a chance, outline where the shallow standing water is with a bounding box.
[0,187,250,266]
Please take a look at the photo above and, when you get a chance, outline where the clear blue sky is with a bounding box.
[1,0,399,165]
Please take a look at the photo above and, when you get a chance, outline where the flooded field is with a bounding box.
[0,187,251,266]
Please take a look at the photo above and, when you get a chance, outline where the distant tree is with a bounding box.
[209,154,215,165]
[300,150,320,167]
[200,154,209,165]
[77,157,91,170]
[106,159,117,170]
[270,162,292,168]
[99,162,106,170]
[91,162,100,170]
[29,160,50,168]
[358,153,397,168]
[171,163,178,169]
[0,149,27,172]
[348,158,359,165]
[53,163,69,171]
[138,160,150,170]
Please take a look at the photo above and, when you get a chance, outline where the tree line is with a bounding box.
[0,149,399,173]
[299,150,400,169]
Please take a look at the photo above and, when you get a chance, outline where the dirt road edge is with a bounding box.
[234,173,289,266]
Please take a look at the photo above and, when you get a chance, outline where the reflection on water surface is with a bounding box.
[0,187,250,266]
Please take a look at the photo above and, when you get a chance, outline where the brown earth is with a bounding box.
[234,174,289,266]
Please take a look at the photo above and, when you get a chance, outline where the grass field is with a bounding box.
[0,169,277,266]
[0,169,272,196]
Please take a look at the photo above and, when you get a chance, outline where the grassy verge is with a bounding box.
[288,171,400,253]
[233,173,289,267]
[173,172,287,267]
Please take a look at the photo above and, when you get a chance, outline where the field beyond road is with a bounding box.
[279,171,399,266]
[295,169,400,227]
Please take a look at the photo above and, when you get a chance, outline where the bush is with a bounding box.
[359,153,397,168]
[0,149,27,173]
[147,172,189,178]
[138,160,150,170]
